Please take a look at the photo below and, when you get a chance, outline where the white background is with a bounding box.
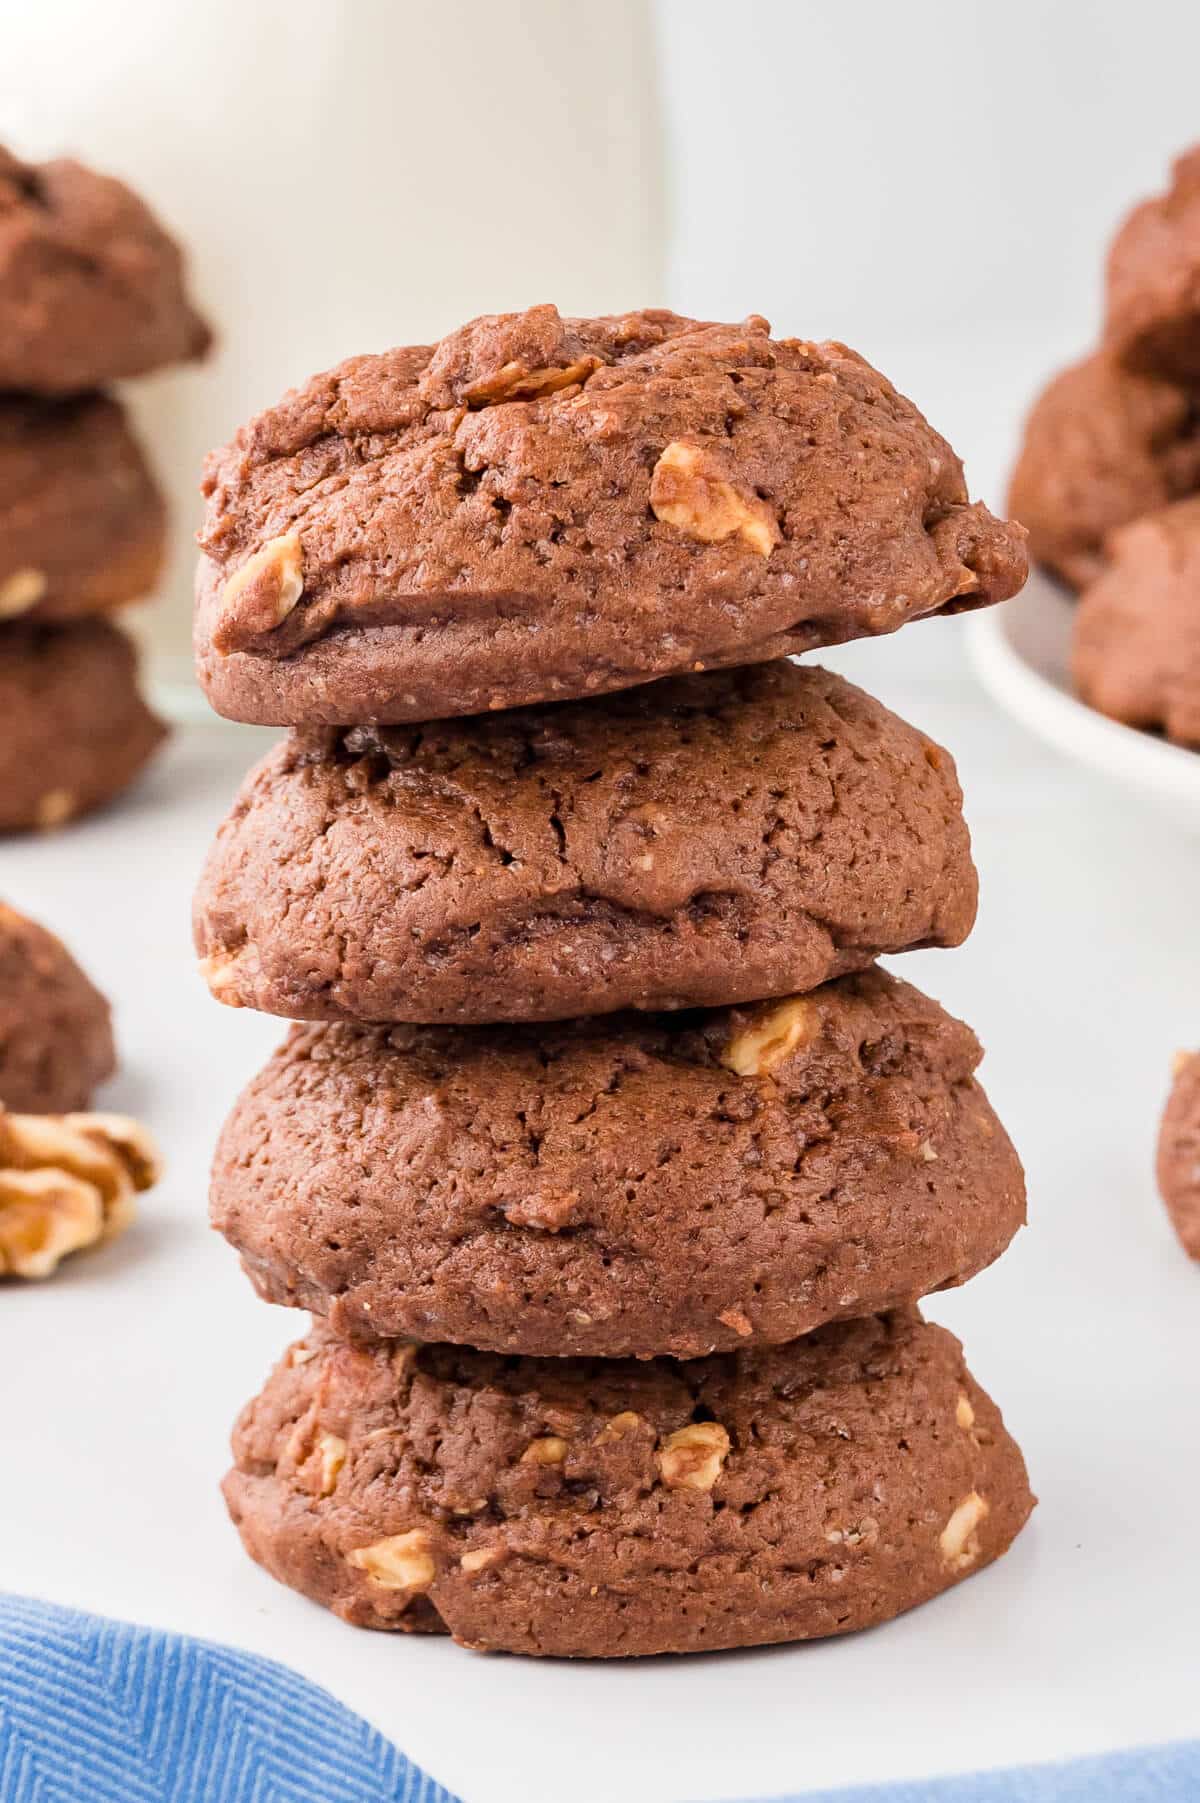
[2,4,1200,1798]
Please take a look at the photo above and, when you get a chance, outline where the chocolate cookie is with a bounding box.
[0,904,114,1112]
[211,969,1025,1358]
[1106,146,1200,383]
[0,621,167,833]
[195,306,1027,725]
[194,663,977,1025]
[1007,352,1200,590]
[0,145,210,393]
[0,395,165,622]
[1158,1051,1200,1259]
[1073,496,1200,747]
[224,1309,1034,1657]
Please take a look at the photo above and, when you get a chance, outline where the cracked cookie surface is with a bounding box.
[0,145,210,393]
[194,662,977,1024]
[224,1309,1035,1657]
[211,967,1025,1358]
[0,395,165,621]
[0,904,114,1113]
[195,305,1027,725]
[0,621,167,833]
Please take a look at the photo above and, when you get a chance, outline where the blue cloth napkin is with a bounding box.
[3,1593,1198,1803]
[0,1594,458,1803]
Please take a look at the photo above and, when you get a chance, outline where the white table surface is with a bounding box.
[3,623,1198,1803]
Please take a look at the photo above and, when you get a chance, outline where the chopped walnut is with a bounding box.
[939,1491,989,1570]
[596,1411,642,1444]
[212,532,304,655]
[658,1421,731,1491]
[0,1108,161,1278]
[316,1432,346,1496]
[35,789,76,830]
[717,1306,753,1337]
[347,1528,435,1592]
[465,355,602,406]
[721,996,818,1078]
[0,568,46,619]
[955,1394,976,1431]
[198,948,250,1006]
[650,440,779,556]
[520,1435,568,1466]
[460,1545,503,1574]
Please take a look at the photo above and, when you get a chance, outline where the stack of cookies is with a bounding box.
[1010,144,1200,748]
[195,307,1035,1658]
[0,145,209,831]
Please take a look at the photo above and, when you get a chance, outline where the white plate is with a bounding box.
[968,570,1200,832]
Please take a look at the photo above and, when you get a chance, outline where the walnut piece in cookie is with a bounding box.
[0,1107,160,1278]
[1157,1049,1200,1258]
[211,532,304,655]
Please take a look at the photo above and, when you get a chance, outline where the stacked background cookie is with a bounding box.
[1010,144,1200,748]
[0,145,209,832]
[195,307,1035,1658]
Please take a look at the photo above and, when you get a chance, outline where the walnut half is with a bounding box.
[0,1108,161,1278]
[212,532,304,655]
[650,440,780,556]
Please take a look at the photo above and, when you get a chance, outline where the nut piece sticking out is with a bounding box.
[0,568,47,619]
[939,1490,989,1570]
[0,1108,161,1279]
[347,1528,436,1593]
[721,995,819,1078]
[658,1421,731,1492]
[460,1545,503,1574]
[315,1432,347,1497]
[650,440,780,556]
[35,789,76,831]
[198,947,255,1008]
[212,531,304,656]
[596,1411,642,1445]
[464,355,601,406]
[520,1435,568,1466]
[955,1394,976,1431]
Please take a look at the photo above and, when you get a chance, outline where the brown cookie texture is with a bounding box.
[1106,146,1200,383]
[195,306,1027,725]
[211,968,1025,1359]
[0,145,210,393]
[223,1309,1035,1658]
[1073,496,1200,747]
[0,903,114,1112]
[1158,1051,1200,1259]
[1007,352,1200,591]
[0,621,168,833]
[0,395,166,622]
[194,662,977,1026]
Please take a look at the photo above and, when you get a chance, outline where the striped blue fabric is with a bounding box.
[0,1594,459,1803]
[3,1593,1197,1802]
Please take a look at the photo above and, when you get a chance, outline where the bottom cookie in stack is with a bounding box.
[0,618,166,831]
[224,1310,1034,1658]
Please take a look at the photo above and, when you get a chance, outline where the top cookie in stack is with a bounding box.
[0,146,209,830]
[195,307,1024,725]
[201,306,1034,1659]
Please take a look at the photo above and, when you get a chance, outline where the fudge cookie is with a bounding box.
[0,145,210,393]
[0,904,114,1112]
[211,968,1025,1358]
[1007,352,1200,590]
[1073,496,1200,747]
[194,662,977,1025]
[1157,1051,1200,1259]
[1106,146,1200,383]
[224,1309,1035,1657]
[196,306,1028,725]
[0,621,167,833]
[1,395,165,622]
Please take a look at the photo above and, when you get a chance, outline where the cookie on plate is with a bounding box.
[224,1309,1035,1657]
[0,903,114,1113]
[0,395,165,622]
[0,620,167,833]
[195,306,1028,725]
[1158,1050,1200,1259]
[211,968,1025,1358]
[1106,145,1200,383]
[1007,352,1200,590]
[1073,496,1200,747]
[194,662,978,1025]
[0,145,210,393]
